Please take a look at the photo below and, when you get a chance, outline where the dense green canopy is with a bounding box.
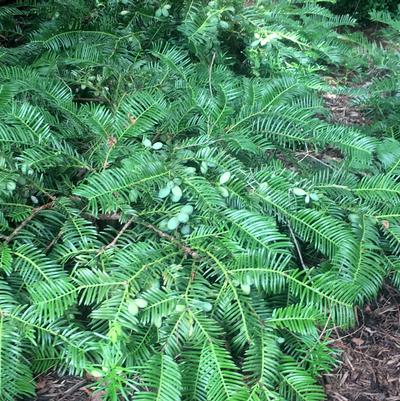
[0,1,399,400]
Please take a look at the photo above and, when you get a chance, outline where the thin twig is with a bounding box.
[287,223,307,270]
[319,308,332,340]
[45,229,64,253]
[74,97,110,104]
[99,216,135,253]
[328,324,364,344]
[92,213,199,258]
[4,202,54,244]
[209,52,216,97]
[59,379,87,401]
[296,150,334,169]
[139,220,200,259]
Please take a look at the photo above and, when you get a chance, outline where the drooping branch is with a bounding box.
[138,220,200,259]
[3,202,54,244]
[99,216,136,253]
[93,213,199,258]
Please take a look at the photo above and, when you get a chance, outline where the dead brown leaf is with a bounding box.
[90,390,106,401]
[351,337,365,346]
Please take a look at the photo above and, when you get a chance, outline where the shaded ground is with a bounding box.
[32,374,89,401]
[325,286,400,401]
[323,92,369,126]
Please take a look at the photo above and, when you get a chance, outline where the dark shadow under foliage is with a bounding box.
[331,0,399,23]
[325,285,400,401]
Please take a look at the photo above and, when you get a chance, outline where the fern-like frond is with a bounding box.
[243,328,282,389]
[135,353,182,401]
[269,304,321,335]
[74,155,168,214]
[279,356,325,401]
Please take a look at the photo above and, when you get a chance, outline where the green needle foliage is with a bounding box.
[332,0,399,22]
[0,1,399,400]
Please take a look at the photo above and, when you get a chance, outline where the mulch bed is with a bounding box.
[31,374,89,401]
[323,92,369,126]
[324,286,400,401]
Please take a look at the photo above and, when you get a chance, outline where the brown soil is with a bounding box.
[324,286,400,401]
[32,374,89,401]
[323,92,368,126]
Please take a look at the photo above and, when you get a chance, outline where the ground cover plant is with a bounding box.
[0,1,400,400]
[332,0,399,23]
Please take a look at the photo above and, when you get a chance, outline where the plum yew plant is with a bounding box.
[0,1,400,400]
[361,10,400,143]
[332,0,399,22]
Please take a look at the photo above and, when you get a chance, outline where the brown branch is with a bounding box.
[209,52,216,97]
[91,213,199,259]
[96,213,121,221]
[74,97,110,104]
[98,216,135,253]
[4,202,54,244]
[59,380,87,401]
[138,220,200,259]
[45,229,63,253]
[319,308,332,341]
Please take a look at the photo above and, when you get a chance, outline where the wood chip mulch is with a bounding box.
[323,93,369,126]
[324,286,400,401]
[32,374,89,401]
